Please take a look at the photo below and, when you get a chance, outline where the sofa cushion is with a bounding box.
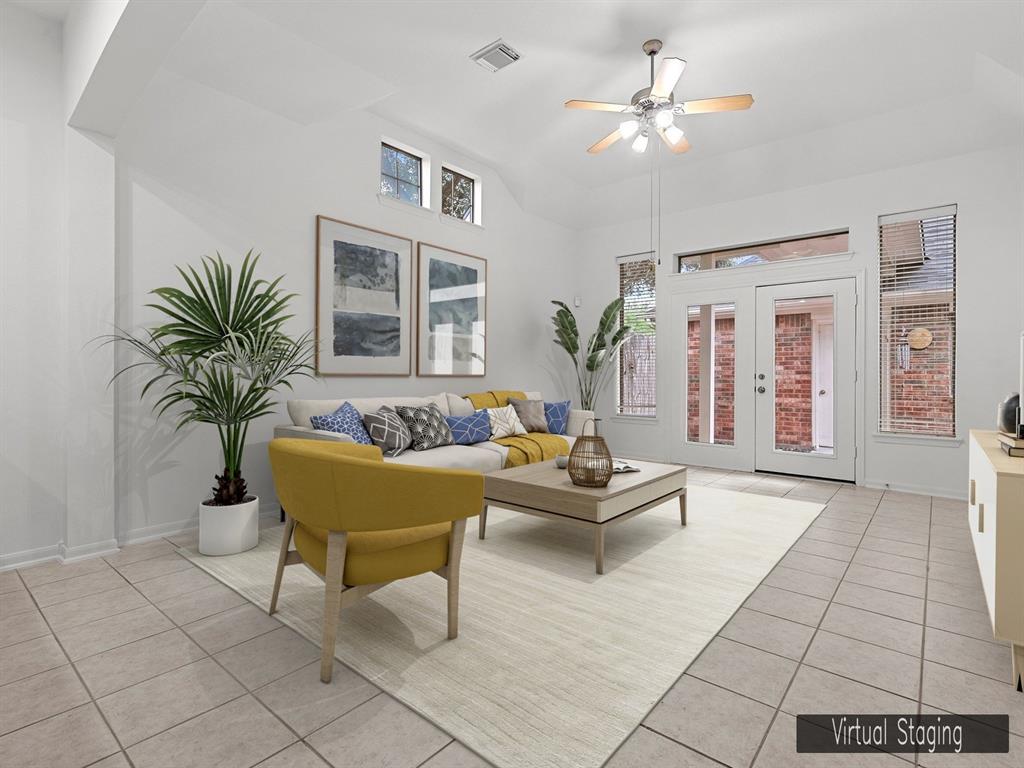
[394,404,454,451]
[544,400,571,435]
[308,402,373,444]
[385,444,503,473]
[487,404,527,439]
[445,410,491,445]
[361,406,413,457]
[445,392,475,417]
[509,398,548,433]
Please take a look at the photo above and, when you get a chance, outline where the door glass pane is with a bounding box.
[773,296,834,455]
[686,303,735,445]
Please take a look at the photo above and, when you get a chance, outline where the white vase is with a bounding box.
[199,496,259,556]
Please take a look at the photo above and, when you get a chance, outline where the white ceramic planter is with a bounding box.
[199,496,259,556]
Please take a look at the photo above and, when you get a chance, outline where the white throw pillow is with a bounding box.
[487,405,527,439]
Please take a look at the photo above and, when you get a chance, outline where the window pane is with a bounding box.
[396,152,420,184]
[442,168,475,222]
[773,296,834,454]
[679,231,849,274]
[686,303,735,445]
[380,145,397,177]
[398,181,420,205]
[380,175,397,198]
[678,255,703,273]
[618,256,656,416]
[879,209,956,436]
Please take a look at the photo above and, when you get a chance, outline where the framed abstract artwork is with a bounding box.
[416,242,486,377]
[316,215,412,376]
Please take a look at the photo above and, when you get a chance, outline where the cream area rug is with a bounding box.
[180,486,822,768]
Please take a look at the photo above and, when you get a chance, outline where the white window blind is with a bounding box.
[617,254,656,416]
[878,205,956,436]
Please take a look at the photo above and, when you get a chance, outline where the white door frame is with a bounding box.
[668,284,755,471]
[754,278,857,481]
[660,255,866,483]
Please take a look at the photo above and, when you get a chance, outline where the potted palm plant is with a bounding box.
[108,252,314,555]
[550,298,631,411]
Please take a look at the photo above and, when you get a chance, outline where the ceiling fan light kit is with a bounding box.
[567,38,754,156]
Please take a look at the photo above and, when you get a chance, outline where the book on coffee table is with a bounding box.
[611,459,641,474]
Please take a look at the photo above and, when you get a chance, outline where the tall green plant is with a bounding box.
[106,252,314,505]
[551,298,631,411]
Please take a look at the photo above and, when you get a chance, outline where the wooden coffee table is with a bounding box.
[480,459,687,574]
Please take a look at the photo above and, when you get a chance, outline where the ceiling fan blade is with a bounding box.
[650,57,686,99]
[587,128,622,154]
[679,94,754,114]
[565,100,632,112]
[658,129,691,154]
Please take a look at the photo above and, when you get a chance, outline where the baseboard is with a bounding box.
[0,543,62,571]
[119,504,281,546]
[863,478,967,501]
[59,539,120,563]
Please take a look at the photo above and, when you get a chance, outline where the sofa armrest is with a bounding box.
[273,425,356,443]
[567,409,596,436]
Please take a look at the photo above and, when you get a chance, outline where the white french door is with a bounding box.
[754,279,856,481]
[672,277,857,482]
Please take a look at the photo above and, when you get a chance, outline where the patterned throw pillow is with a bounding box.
[508,398,548,433]
[445,410,491,445]
[361,405,412,457]
[395,404,454,451]
[487,405,527,439]
[309,402,372,445]
[544,401,571,435]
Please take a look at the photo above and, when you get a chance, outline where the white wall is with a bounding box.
[575,145,1024,499]
[111,68,577,541]
[0,3,68,565]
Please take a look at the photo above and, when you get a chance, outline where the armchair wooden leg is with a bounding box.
[269,516,296,616]
[320,531,348,683]
[447,518,467,640]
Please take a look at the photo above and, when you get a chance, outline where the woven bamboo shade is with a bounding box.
[568,419,613,488]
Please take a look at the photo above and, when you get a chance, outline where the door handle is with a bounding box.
[978,503,984,534]
[818,389,827,395]
[756,386,766,394]
[969,479,975,506]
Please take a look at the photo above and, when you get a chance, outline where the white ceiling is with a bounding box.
[149,0,1023,227]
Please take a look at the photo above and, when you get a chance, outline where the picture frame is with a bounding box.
[316,215,413,376]
[417,242,487,377]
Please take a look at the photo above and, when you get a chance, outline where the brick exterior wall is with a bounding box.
[774,313,814,451]
[885,306,955,435]
[686,317,735,445]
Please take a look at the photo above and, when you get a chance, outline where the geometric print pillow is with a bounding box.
[486,404,527,439]
[361,405,413,457]
[394,404,454,452]
[309,401,372,444]
[544,401,571,435]
[445,410,491,445]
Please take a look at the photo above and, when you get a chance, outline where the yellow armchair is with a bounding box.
[267,438,483,682]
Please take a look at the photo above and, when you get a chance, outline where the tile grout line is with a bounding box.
[745,491,921,767]
[601,485,838,767]
[913,496,934,768]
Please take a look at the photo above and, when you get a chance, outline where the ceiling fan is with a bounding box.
[565,39,753,155]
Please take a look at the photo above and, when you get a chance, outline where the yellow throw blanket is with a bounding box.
[464,390,526,409]
[494,433,570,468]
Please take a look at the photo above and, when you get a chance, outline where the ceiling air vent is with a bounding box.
[470,39,521,72]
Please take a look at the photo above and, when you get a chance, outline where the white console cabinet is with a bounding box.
[968,430,1024,691]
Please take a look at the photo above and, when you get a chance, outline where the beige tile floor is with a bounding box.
[0,470,1019,768]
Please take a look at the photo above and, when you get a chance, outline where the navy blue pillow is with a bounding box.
[445,410,491,445]
[544,401,571,435]
[310,402,372,445]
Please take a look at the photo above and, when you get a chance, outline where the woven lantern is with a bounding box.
[568,419,613,488]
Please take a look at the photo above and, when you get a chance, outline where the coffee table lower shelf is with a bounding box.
[479,488,686,574]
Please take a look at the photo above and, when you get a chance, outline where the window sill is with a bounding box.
[377,193,433,217]
[872,432,963,448]
[438,213,484,230]
[609,415,659,425]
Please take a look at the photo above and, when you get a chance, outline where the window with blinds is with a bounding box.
[878,205,956,436]
[617,254,656,416]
